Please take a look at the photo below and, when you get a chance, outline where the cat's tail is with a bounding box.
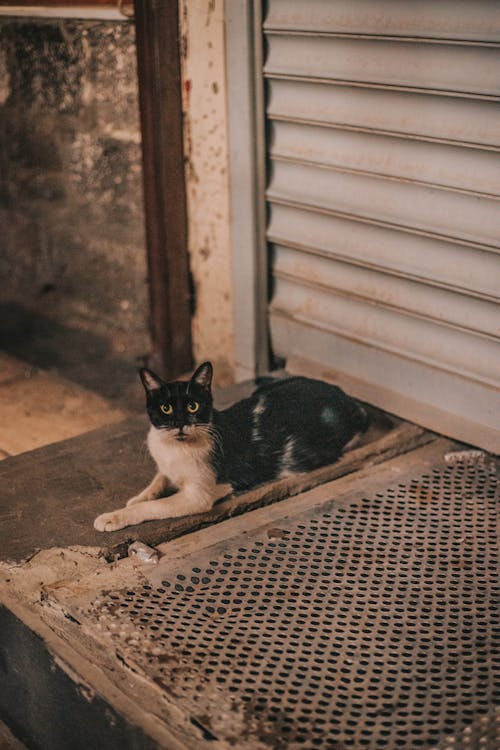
[344,398,369,441]
[341,400,370,453]
[254,375,280,387]
[357,403,370,433]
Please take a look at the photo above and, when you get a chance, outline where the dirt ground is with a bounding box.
[0,352,128,460]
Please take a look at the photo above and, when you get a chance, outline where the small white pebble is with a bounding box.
[128,541,159,564]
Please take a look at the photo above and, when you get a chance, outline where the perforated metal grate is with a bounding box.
[90,455,499,748]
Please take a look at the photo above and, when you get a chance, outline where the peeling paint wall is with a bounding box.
[179,0,235,386]
[0,19,150,362]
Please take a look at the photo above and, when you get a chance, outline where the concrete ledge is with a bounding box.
[0,377,435,564]
[0,397,434,565]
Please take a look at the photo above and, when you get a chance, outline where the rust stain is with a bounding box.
[182,110,198,184]
[205,0,216,26]
[180,0,188,60]
[182,77,192,106]
[413,483,438,503]
[267,527,287,539]
[199,236,210,260]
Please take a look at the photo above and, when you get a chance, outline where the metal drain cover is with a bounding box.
[64,443,499,749]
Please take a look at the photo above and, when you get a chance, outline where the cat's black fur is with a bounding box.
[94,362,369,531]
[141,362,368,492]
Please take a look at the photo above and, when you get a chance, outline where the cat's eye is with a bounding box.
[187,401,199,414]
[160,403,173,415]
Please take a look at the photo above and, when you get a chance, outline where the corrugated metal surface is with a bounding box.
[265,0,500,452]
[264,0,500,42]
[267,81,500,148]
[265,35,500,97]
[269,122,500,196]
[268,161,500,246]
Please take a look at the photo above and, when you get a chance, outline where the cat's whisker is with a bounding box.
[197,423,224,458]
[206,424,224,450]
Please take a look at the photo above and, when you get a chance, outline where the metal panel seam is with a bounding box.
[267,237,500,304]
[267,197,500,255]
[264,29,500,48]
[272,270,500,342]
[269,308,500,390]
[267,117,500,152]
[264,74,500,102]
[269,154,500,200]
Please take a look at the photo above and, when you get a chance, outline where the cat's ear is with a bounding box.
[139,368,164,393]
[191,361,213,391]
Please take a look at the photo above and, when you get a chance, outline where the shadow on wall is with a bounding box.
[0,302,146,409]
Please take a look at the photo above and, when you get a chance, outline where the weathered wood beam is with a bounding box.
[134,0,193,376]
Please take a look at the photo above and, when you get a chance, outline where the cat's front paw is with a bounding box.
[94,510,128,532]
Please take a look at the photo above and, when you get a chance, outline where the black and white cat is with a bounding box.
[94,362,368,532]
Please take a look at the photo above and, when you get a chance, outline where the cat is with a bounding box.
[94,362,368,532]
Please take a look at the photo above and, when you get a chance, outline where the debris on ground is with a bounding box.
[127,541,160,564]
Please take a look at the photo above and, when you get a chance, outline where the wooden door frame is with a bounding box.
[134,0,193,377]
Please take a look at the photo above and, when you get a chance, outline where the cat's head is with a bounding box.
[139,362,213,441]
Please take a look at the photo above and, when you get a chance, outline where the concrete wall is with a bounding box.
[179,0,235,387]
[0,18,150,362]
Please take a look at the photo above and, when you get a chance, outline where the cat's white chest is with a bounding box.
[147,426,215,487]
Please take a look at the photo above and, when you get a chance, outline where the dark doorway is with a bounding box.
[0,1,192,409]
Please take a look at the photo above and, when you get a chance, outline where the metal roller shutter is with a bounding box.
[265,0,500,452]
